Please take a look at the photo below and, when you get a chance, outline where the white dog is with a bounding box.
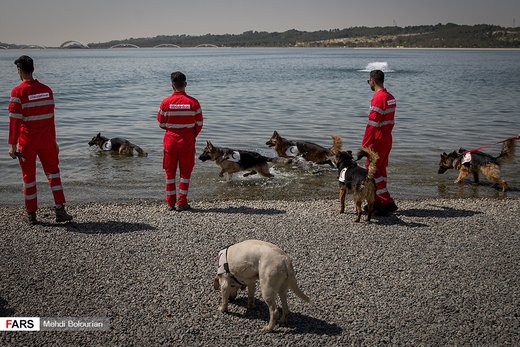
[213,239,310,332]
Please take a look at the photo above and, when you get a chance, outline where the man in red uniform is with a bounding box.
[157,71,203,211]
[8,55,73,224]
[361,69,398,216]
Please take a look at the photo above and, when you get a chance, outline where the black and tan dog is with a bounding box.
[88,132,147,156]
[335,147,378,222]
[199,141,274,178]
[266,131,342,167]
[438,138,516,192]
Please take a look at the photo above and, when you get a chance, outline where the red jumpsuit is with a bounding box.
[8,79,66,212]
[157,91,203,207]
[361,88,396,207]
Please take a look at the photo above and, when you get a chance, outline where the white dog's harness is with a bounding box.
[101,140,112,151]
[217,247,246,287]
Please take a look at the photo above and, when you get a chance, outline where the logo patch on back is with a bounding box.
[28,92,50,101]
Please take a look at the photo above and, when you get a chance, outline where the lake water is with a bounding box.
[1,48,519,206]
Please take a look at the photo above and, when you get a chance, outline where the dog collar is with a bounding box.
[101,140,112,151]
[217,247,246,287]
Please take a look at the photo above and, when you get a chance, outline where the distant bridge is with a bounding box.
[21,45,46,49]
[153,44,181,48]
[195,44,219,48]
[110,43,140,48]
[60,40,89,48]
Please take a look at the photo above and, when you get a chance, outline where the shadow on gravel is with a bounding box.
[60,221,157,234]
[371,205,482,227]
[226,297,342,336]
[192,206,286,215]
[0,296,15,316]
[398,205,483,218]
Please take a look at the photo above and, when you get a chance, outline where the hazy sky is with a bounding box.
[1,0,519,47]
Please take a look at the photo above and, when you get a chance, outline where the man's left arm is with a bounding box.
[194,102,203,137]
[8,92,23,158]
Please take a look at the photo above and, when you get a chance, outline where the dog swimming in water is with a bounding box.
[88,132,147,156]
[266,131,342,167]
[199,141,274,178]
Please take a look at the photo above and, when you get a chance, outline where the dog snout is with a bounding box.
[199,155,209,162]
[438,167,448,174]
[265,140,274,147]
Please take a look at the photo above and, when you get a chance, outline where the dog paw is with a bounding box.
[262,325,275,333]
[218,306,228,313]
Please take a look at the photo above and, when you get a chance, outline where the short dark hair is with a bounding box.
[369,70,384,85]
[14,55,34,73]
[170,71,186,89]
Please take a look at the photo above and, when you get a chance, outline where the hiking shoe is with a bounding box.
[168,205,176,211]
[176,204,191,212]
[385,201,398,213]
[55,205,73,223]
[26,211,37,225]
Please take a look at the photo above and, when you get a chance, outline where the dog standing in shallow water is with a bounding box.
[88,133,147,156]
[335,147,379,222]
[214,240,310,332]
[438,138,516,192]
[199,141,273,178]
[266,131,342,167]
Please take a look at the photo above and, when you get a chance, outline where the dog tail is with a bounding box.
[268,157,293,165]
[358,147,379,180]
[130,144,148,157]
[284,257,310,303]
[329,134,343,155]
[497,138,516,164]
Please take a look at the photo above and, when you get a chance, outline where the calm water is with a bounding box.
[1,48,519,206]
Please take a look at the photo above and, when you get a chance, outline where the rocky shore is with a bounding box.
[1,197,519,346]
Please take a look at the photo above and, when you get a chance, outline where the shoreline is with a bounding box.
[1,197,519,345]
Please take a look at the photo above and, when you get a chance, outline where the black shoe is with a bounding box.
[26,211,37,225]
[55,206,73,223]
[385,202,398,213]
[168,205,176,211]
[176,204,191,212]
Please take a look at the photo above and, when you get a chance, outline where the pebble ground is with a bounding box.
[1,198,519,346]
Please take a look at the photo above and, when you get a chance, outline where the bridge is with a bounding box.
[195,44,219,48]
[153,44,181,48]
[21,45,47,49]
[60,40,89,48]
[110,43,140,48]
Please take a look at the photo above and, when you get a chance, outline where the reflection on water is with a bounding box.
[0,48,519,206]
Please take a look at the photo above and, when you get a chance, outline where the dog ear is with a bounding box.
[273,131,279,138]
[97,132,101,137]
[207,141,213,150]
[441,152,446,157]
[213,276,220,290]
[347,150,353,156]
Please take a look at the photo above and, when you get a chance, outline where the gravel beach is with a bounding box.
[1,197,519,346]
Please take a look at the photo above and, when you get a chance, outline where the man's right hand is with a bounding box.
[8,144,17,159]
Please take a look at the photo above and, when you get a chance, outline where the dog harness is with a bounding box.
[217,247,246,287]
[223,151,241,163]
[285,145,299,157]
[101,140,112,151]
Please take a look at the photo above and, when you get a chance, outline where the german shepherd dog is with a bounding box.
[438,138,516,192]
[335,147,378,222]
[88,132,147,156]
[199,141,274,178]
[265,131,342,167]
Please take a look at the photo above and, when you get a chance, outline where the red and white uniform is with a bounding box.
[361,88,396,206]
[157,91,203,207]
[8,79,66,212]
